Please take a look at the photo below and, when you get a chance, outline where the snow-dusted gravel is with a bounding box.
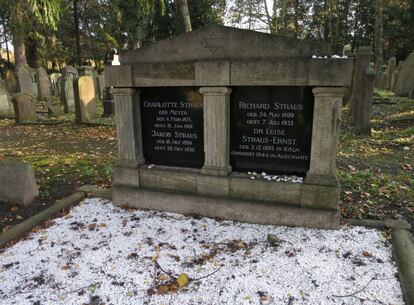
[0,198,404,305]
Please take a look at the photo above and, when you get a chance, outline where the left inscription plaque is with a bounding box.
[141,87,204,168]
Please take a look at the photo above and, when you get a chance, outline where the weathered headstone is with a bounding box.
[395,51,414,98]
[350,47,376,135]
[61,66,78,112]
[29,67,38,98]
[0,80,14,115]
[343,44,352,57]
[43,97,64,117]
[79,66,94,76]
[0,160,39,206]
[74,76,96,123]
[387,57,397,91]
[37,66,51,99]
[92,70,100,99]
[16,64,33,95]
[106,25,353,229]
[4,70,18,94]
[378,68,388,90]
[49,73,62,97]
[12,93,37,123]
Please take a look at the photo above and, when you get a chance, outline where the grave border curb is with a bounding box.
[0,185,112,249]
[0,191,85,248]
[393,229,414,305]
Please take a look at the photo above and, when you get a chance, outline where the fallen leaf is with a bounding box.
[176,273,189,288]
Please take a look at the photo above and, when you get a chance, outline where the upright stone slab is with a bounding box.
[29,68,38,98]
[0,160,39,206]
[74,76,96,123]
[387,57,397,91]
[37,66,51,99]
[350,47,376,135]
[79,66,94,76]
[0,80,14,115]
[61,67,78,112]
[12,93,37,123]
[49,73,62,97]
[395,52,414,97]
[16,64,33,95]
[4,70,18,94]
[107,25,352,229]
[92,71,100,99]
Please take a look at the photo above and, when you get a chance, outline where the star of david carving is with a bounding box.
[203,31,225,55]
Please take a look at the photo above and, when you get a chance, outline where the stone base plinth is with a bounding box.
[112,185,340,229]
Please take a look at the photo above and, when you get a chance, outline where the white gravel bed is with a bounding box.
[0,198,404,305]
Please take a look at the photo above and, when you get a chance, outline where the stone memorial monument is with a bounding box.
[106,25,353,229]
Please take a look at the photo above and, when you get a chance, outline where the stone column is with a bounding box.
[112,88,145,168]
[305,87,344,186]
[199,87,232,176]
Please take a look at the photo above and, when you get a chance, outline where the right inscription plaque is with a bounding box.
[230,86,314,175]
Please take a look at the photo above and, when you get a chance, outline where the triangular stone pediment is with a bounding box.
[120,24,330,64]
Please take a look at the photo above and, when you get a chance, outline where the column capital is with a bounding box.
[111,87,139,96]
[199,87,232,96]
[312,87,345,97]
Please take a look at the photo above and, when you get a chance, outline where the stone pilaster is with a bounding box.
[112,88,145,168]
[305,87,344,186]
[199,87,232,176]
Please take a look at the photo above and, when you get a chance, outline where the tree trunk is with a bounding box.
[374,0,383,83]
[11,0,27,66]
[25,37,39,68]
[271,0,278,34]
[73,0,82,66]
[1,18,10,64]
[293,0,299,37]
[176,0,192,32]
[280,0,288,34]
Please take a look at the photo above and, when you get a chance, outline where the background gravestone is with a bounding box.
[74,76,96,123]
[29,68,38,98]
[16,64,33,95]
[12,93,37,123]
[61,66,78,112]
[0,160,39,206]
[387,57,397,91]
[4,70,18,94]
[350,47,376,135]
[0,80,14,115]
[395,51,414,98]
[49,73,62,97]
[37,66,51,99]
